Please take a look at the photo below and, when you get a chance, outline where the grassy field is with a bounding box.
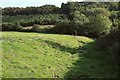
[1,32,118,78]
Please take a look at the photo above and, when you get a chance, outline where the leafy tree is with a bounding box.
[70,10,89,35]
[88,8,112,37]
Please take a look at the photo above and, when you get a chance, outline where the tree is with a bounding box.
[70,10,89,35]
[88,8,112,37]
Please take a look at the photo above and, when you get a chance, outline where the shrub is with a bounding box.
[2,23,15,31]
[96,28,118,50]
[96,28,118,63]
[2,22,23,31]
[31,24,40,32]
[14,22,23,31]
[48,21,73,34]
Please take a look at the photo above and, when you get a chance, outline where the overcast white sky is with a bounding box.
[0,0,83,8]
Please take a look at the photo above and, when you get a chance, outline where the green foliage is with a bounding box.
[3,5,59,15]
[51,11,89,36]
[52,8,112,38]
[49,21,72,34]
[3,14,67,26]
[2,22,15,31]
[87,8,112,37]
[60,2,119,14]
[110,11,119,28]
[1,2,119,78]
[93,8,110,16]
[3,2,118,16]
[14,22,23,31]
[2,22,22,31]
[97,28,118,50]
[96,28,118,67]
[69,10,89,35]
[31,24,40,32]
[2,2,119,38]
[70,10,89,25]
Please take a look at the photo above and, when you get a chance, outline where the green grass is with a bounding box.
[1,32,118,78]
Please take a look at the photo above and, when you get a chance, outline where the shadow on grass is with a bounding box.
[42,39,118,79]
[64,41,118,79]
[43,40,78,54]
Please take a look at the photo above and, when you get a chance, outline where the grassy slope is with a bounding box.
[0,32,1,78]
[2,32,117,78]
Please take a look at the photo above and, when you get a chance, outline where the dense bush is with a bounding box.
[2,14,67,27]
[2,22,22,31]
[97,28,118,49]
[96,28,118,62]
[2,23,14,31]
[14,22,23,31]
[110,11,119,28]
[48,21,73,34]
[31,24,40,32]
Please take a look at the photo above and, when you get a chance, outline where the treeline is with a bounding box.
[3,14,67,26]
[2,2,118,15]
[2,5,59,15]
[49,2,119,37]
[60,2,118,15]
[2,2,120,38]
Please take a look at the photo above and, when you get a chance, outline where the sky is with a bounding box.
[0,0,83,8]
